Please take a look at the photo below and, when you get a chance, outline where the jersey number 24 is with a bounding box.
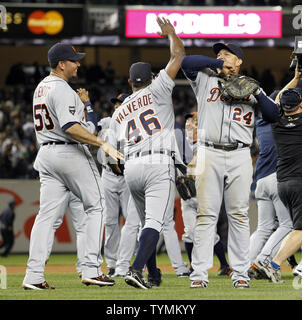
[126,109,161,144]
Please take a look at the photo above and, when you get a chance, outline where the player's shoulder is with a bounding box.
[153,69,174,85]
[42,75,67,85]
[149,69,175,94]
[189,68,218,85]
[97,116,112,130]
[43,75,73,92]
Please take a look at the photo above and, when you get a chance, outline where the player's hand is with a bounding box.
[156,16,175,37]
[218,61,235,78]
[99,140,124,161]
[77,88,90,103]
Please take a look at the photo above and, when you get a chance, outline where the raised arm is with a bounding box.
[254,90,280,123]
[77,88,98,135]
[275,64,302,103]
[156,16,185,81]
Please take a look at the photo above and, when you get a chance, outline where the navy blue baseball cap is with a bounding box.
[280,88,302,111]
[213,42,244,60]
[129,62,152,86]
[111,93,129,104]
[48,43,86,65]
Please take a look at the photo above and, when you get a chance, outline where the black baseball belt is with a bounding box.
[203,141,250,151]
[41,141,78,146]
[125,149,174,161]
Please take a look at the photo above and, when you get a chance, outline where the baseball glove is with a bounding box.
[176,176,196,201]
[107,156,124,176]
[218,75,260,99]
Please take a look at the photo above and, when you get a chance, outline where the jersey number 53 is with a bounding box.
[34,104,55,131]
[126,109,161,144]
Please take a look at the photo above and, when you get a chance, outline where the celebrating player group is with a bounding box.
[22,15,302,290]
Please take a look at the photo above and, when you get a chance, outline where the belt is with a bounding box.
[125,149,174,161]
[203,141,250,151]
[41,141,78,146]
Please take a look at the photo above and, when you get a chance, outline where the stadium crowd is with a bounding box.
[0,61,295,179]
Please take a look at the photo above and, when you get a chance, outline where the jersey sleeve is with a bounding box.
[107,117,118,149]
[50,83,81,129]
[150,69,175,98]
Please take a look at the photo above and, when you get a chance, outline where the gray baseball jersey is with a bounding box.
[187,69,257,144]
[108,69,176,157]
[33,75,87,144]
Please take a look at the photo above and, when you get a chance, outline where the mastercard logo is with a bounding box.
[27,10,64,35]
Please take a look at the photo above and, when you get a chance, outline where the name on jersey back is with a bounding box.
[34,85,51,99]
[115,93,152,124]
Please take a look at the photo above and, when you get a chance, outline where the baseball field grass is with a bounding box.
[0,253,302,302]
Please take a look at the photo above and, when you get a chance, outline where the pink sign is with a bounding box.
[125,9,282,38]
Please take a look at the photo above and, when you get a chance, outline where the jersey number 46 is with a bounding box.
[126,109,161,144]
[34,104,55,131]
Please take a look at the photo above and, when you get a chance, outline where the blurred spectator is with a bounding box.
[0,199,16,257]
[104,61,116,85]
[260,69,276,96]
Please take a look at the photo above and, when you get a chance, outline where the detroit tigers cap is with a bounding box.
[280,88,302,111]
[48,43,86,65]
[213,42,244,60]
[129,62,153,86]
[110,93,129,104]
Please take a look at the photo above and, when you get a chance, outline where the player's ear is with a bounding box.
[58,61,65,71]
[128,79,132,88]
[236,58,243,68]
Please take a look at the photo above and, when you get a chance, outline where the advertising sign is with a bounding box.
[126,8,282,39]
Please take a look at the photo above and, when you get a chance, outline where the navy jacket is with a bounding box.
[254,119,278,181]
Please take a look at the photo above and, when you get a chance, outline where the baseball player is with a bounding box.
[22,43,122,290]
[113,194,191,279]
[113,195,141,277]
[181,42,281,288]
[96,93,132,276]
[112,119,193,279]
[107,16,185,289]
[181,112,232,276]
[44,88,102,278]
[46,191,88,277]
